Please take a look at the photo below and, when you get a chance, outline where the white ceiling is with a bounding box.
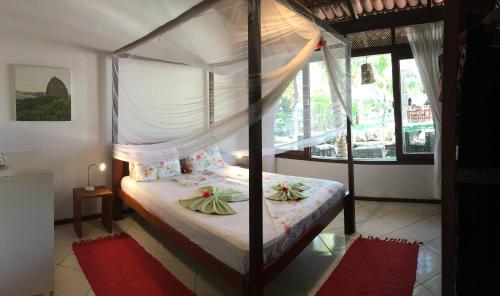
[0,0,201,52]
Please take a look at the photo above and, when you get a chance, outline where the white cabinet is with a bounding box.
[0,153,54,295]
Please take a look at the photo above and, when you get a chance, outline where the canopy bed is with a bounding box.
[110,0,356,295]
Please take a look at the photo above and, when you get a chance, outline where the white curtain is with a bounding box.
[406,21,443,199]
[113,0,351,164]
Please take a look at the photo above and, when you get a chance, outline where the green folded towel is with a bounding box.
[179,186,248,215]
[266,182,310,201]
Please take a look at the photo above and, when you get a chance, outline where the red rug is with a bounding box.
[73,233,194,296]
[317,236,420,296]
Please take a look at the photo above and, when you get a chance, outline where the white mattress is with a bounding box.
[121,165,344,274]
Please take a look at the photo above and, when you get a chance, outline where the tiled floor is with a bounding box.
[54,201,442,296]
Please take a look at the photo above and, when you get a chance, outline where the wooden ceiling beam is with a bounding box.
[331,5,444,34]
[346,0,358,19]
[307,0,344,10]
[285,0,350,44]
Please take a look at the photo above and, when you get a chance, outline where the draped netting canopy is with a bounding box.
[112,0,351,164]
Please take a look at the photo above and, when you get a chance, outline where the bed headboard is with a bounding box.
[112,158,129,219]
[112,158,129,192]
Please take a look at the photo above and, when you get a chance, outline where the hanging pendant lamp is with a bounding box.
[361,57,376,84]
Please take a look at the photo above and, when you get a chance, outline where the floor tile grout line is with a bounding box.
[317,234,334,255]
[380,215,436,236]
[382,208,440,228]
[58,256,86,273]
[355,207,403,224]
[361,207,441,242]
[56,248,74,266]
[318,234,349,255]
[421,282,438,296]
[419,272,442,294]
[351,201,439,226]
[377,207,438,228]
[291,255,316,295]
[296,251,334,265]
[55,263,83,273]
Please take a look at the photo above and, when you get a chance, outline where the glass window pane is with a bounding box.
[310,61,347,159]
[274,71,304,151]
[351,54,395,160]
[400,59,435,155]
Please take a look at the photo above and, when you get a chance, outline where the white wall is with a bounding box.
[276,158,435,199]
[277,159,349,185]
[0,30,112,220]
[0,29,211,220]
[353,164,434,198]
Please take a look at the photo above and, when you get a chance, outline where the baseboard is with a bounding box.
[355,196,441,204]
[54,208,135,225]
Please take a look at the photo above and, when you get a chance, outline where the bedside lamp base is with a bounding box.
[84,186,95,192]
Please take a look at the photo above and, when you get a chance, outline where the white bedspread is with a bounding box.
[121,165,344,274]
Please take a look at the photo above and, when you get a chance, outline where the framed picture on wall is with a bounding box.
[14,65,71,121]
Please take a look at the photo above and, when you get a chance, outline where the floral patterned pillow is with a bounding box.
[129,159,181,181]
[185,145,225,172]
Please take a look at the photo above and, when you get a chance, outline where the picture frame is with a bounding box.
[14,64,71,121]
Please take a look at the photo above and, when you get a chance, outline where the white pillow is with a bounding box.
[129,159,181,181]
[185,145,225,172]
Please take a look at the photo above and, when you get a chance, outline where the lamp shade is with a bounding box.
[361,63,376,84]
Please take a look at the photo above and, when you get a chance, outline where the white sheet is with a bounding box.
[121,165,345,273]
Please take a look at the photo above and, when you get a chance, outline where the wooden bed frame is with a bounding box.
[112,158,355,293]
[110,1,356,294]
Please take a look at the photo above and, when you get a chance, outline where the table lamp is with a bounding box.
[84,163,106,191]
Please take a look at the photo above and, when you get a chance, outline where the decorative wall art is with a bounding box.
[14,65,71,121]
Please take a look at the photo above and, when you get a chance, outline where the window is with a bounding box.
[274,58,347,159]
[351,54,395,160]
[400,59,436,155]
[309,61,347,160]
[275,47,434,164]
[274,71,304,151]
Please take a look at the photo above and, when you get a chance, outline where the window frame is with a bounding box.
[390,47,435,164]
[276,44,434,165]
[396,56,436,163]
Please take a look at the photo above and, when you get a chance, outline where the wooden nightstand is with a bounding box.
[73,186,113,238]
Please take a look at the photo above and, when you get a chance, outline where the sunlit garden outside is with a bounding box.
[351,54,395,159]
[400,59,435,154]
[274,71,304,151]
[274,53,435,160]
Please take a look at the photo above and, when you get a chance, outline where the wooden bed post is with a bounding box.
[344,44,356,235]
[111,56,124,220]
[344,117,356,234]
[248,0,263,295]
[441,0,459,294]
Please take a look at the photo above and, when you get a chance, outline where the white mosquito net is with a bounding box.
[112,0,351,164]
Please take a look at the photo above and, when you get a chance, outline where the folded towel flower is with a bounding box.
[179,186,248,215]
[266,182,310,201]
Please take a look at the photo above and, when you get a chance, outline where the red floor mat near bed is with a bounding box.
[317,236,420,296]
[73,233,194,296]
